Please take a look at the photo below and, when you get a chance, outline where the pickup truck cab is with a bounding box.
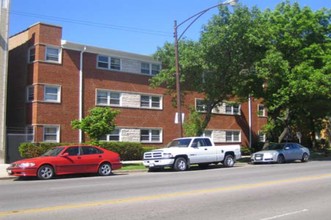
[143,137,241,171]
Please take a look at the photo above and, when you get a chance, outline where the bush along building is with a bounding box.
[6,22,267,162]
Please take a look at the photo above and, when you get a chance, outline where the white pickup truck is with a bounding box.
[143,137,241,171]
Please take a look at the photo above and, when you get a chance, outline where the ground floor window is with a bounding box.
[43,126,60,142]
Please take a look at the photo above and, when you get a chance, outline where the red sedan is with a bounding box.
[7,145,122,180]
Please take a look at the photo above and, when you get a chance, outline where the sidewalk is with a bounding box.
[0,164,13,179]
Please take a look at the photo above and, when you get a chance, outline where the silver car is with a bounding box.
[251,142,310,164]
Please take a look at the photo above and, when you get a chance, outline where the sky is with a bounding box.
[9,0,330,56]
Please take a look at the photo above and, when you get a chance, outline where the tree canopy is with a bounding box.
[71,107,119,142]
[151,1,331,147]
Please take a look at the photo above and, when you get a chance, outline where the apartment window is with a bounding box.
[140,95,161,109]
[44,85,60,102]
[258,104,266,117]
[28,47,35,63]
[97,55,121,70]
[141,62,150,74]
[196,99,207,112]
[26,86,34,102]
[97,55,109,68]
[202,130,212,138]
[141,129,161,143]
[25,126,34,142]
[43,126,59,142]
[258,131,266,142]
[110,57,121,70]
[225,103,240,115]
[96,90,121,106]
[151,64,160,75]
[225,131,240,142]
[109,129,120,141]
[45,46,60,63]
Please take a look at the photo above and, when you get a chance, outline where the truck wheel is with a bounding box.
[223,154,235,167]
[173,157,187,171]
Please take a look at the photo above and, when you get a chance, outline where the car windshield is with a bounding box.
[42,147,64,156]
[263,143,283,150]
[168,139,192,148]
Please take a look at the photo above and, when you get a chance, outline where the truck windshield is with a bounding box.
[168,139,191,148]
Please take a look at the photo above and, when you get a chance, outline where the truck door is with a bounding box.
[192,138,217,163]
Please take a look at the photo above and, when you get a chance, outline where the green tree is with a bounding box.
[248,1,331,146]
[151,5,264,136]
[71,107,120,142]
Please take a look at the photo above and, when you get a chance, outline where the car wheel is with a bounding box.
[277,155,285,164]
[301,153,309,162]
[98,163,112,176]
[173,157,187,171]
[37,165,54,180]
[223,154,235,167]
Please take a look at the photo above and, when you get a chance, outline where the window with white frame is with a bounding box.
[196,99,207,112]
[151,64,160,75]
[97,55,121,70]
[140,129,161,143]
[28,47,35,63]
[202,130,212,138]
[96,90,121,106]
[44,85,61,102]
[140,95,161,109]
[45,46,61,63]
[25,126,34,142]
[225,131,240,142]
[258,131,266,142]
[43,126,59,142]
[26,86,34,102]
[141,62,150,74]
[225,103,240,115]
[100,129,120,142]
[258,104,266,117]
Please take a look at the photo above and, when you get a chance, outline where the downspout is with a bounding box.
[248,95,252,148]
[79,46,87,143]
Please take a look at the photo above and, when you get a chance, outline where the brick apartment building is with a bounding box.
[6,22,267,162]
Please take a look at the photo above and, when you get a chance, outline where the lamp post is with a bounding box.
[174,0,238,137]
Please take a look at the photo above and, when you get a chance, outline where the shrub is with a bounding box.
[97,142,144,161]
[19,142,65,158]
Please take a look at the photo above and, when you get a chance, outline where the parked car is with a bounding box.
[251,142,310,164]
[143,137,241,171]
[7,145,122,180]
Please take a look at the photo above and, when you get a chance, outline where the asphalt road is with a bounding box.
[0,160,331,220]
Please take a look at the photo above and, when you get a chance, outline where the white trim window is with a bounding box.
[97,55,121,70]
[258,131,266,142]
[140,95,161,109]
[25,126,34,142]
[28,47,35,63]
[96,90,121,106]
[140,129,162,143]
[196,99,207,112]
[225,131,240,142]
[45,46,61,63]
[141,62,150,74]
[43,126,60,142]
[202,130,212,138]
[225,103,240,115]
[100,129,120,142]
[151,64,160,75]
[26,85,34,102]
[258,104,266,117]
[44,85,61,103]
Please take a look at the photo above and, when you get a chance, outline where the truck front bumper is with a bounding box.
[143,158,175,168]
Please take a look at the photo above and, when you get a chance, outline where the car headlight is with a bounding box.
[162,153,173,158]
[18,162,36,168]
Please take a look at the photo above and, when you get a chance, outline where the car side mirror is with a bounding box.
[191,143,198,148]
[61,153,69,157]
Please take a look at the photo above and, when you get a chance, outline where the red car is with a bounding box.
[7,145,122,180]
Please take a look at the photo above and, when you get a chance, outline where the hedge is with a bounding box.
[18,142,160,161]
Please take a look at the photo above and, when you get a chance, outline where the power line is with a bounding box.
[10,10,171,37]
